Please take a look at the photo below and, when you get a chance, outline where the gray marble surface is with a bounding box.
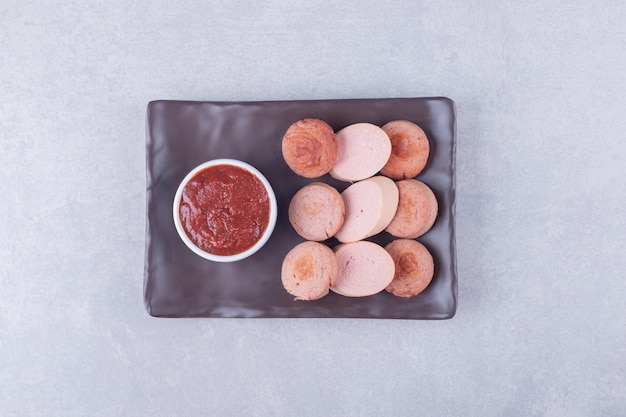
[2,1,625,416]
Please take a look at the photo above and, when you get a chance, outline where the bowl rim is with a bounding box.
[172,158,278,262]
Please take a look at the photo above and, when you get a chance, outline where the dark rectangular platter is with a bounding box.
[144,97,457,319]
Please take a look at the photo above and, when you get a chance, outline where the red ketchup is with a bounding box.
[179,164,271,256]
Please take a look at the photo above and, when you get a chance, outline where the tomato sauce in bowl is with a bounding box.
[173,159,277,262]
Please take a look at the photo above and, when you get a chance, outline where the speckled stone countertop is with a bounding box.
[1,1,625,416]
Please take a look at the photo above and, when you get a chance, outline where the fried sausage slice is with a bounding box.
[380,120,430,180]
[384,239,434,298]
[281,241,338,301]
[385,179,438,239]
[288,182,345,241]
[282,118,338,178]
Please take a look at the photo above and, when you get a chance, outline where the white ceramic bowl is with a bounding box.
[173,159,277,262]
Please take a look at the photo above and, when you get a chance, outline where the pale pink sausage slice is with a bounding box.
[331,241,395,297]
[281,241,338,301]
[334,176,399,243]
[288,182,345,241]
[385,179,438,239]
[385,239,434,298]
[330,123,392,182]
[380,120,430,179]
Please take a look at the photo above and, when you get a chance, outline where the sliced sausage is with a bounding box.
[329,123,392,182]
[281,241,338,301]
[282,118,338,178]
[385,179,438,239]
[385,239,434,298]
[380,120,430,179]
[335,176,399,243]
[288,182,345,241]
[331,241,395,297]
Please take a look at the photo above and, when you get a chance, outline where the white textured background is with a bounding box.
[2,1,626,416]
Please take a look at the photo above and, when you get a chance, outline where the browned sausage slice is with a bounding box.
[281,241,338,301]
[288,182,345,241]
[385,179,438,239]
[331,241,395,297]
[330,123,391,182]
[282,118,338,178]
[384,239,434,298]
[380,120,430,179]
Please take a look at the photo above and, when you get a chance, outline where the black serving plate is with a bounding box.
[144,97,457,319]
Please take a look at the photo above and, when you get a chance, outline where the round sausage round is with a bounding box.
[281,241,338,301]
[385,179,438,239]
[330,123,392,182]
[380,120,430,179]
[332,241,395,297]
[334,176,399,243]
[282,118,338,178]
[288,182,345,241]
[385,239,434,298]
